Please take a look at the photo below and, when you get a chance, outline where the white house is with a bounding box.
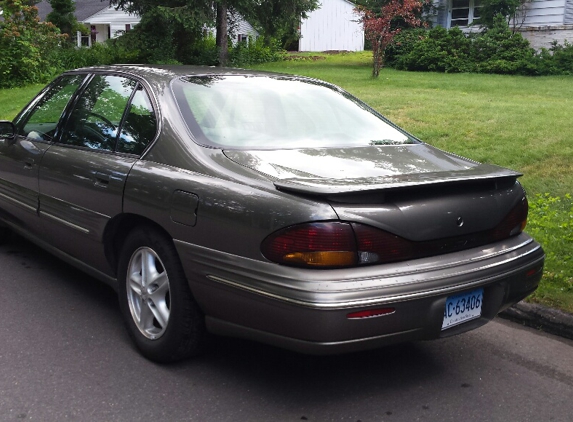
[78,6,140,45]
[434,0,573,49]
[299,0,364,52]
[36,0,257,47]
[36,0,139,47]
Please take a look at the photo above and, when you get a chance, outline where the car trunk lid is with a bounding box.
[224,144,524,241]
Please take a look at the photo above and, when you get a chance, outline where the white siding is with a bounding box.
[520,0,566,26]
[83,7,140,40]
[92,24,109,43]
[566,0,573,23]
[231,14,259,44]
[299,0,364,51]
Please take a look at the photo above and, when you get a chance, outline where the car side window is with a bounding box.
[60,75,137,151]
[19,75,85,142]
[117,85,157,155]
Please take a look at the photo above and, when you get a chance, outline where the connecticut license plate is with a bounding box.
[442,288,484,330]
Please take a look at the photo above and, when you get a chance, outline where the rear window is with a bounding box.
[172,75,417,150]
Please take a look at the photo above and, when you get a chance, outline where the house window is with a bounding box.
[450,0,481,27]
[125,24,131,31]
[238,34,248,43]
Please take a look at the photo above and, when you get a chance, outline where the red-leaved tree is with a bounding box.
[357,0,429,77]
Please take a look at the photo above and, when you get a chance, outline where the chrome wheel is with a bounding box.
[126,247,171,340]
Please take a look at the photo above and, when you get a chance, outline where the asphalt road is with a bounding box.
[1,234,573,422]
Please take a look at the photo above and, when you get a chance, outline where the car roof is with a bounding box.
[63,65,294,85]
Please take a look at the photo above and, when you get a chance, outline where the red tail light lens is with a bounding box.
[352,223,414,264]
[492,196,528,240]
[261,222,358,267]
[261,221,414,268]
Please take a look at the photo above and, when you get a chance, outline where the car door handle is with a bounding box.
[24,160,34,170]
[94,172,110,188]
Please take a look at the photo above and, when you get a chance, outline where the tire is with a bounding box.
[117,226,205,362]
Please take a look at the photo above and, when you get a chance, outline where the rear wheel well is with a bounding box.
[103,214,173,277]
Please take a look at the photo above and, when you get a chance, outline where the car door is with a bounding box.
[38,74,158,275]
[0,75,85,235]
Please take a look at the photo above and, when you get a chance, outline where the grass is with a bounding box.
[1,53,571,313]
[0,84,45,120]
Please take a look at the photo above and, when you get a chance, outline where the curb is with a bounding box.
[499,301,573,341]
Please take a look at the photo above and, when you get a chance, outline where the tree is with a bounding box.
[109,0,215,63]
[0,0,65,87]
[46,0,84,44]
[216,1,228,66]
[239,0,319,47]
[110,0,318,65]
[214,0,318,65]
[356,0,429,77]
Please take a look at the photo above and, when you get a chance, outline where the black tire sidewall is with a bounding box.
[117,227,205,362]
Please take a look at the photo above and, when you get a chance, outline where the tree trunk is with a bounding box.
[216,2,228,67]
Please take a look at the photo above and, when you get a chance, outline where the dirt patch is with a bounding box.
[285,55,326,61]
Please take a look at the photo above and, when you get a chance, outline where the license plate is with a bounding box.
[442,288,484,330]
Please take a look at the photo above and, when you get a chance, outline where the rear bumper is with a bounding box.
[175,233,544,354]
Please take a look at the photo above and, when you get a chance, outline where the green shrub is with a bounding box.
[472,14,536,75]
[386,15,572,76]
[393,26,473,73]
[0,0,65,88]
[385,28,428,67]
[229,37,286,66]
[547,40,573,75]
[52,41,140,70]
[182,34,218,66]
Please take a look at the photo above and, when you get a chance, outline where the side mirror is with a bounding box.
[0,121,16,144]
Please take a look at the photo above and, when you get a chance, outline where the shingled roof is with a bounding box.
[36,0,111,22]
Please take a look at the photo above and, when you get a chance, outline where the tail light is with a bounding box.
[261,221,417,268]
[491,196,528,240]
[261,197,529,269]
[261,222,358,267]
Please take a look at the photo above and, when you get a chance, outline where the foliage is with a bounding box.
[229,37,286,66]
[472,14,536,74]
[106,0,317,66]
[354,0,438,25]
[51,41,140,69]
[527,194,573,309]
[239,0,319,47]
[356,0,430,77]
[393,26,472,72]
[46,0,85,43]
[182,34,219,66]
[479,0,532,30]
[533,41,573,76]
[109,0,213,64]
[387,16,572,76]
[0,0,65,88]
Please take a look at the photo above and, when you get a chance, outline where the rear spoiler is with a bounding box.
[274,164,522,196]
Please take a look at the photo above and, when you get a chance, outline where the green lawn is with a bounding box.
[1,54,572,313]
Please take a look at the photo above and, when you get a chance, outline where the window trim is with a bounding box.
[448,0,482,29]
